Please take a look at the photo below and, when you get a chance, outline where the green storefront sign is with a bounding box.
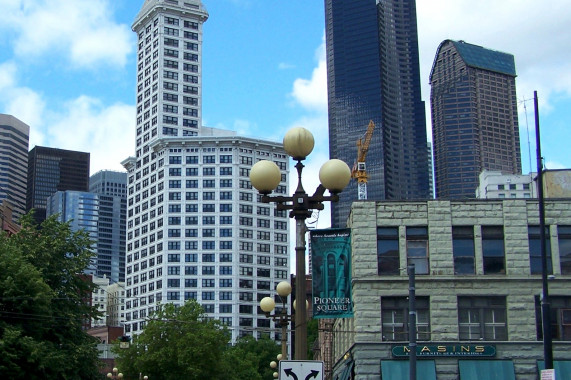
[392,345,496,358]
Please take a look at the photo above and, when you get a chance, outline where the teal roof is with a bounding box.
[451,40,516,76]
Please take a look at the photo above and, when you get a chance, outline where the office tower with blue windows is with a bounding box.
[325,0,431,227]
[124,0,290,343]
[430,40,521,199]
[0,114,29,221]
[26,146,90,225]
[90,170,128,283]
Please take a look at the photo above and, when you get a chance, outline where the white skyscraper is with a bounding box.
[124,0,290,342]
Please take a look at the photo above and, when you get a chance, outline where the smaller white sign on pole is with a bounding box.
[541,368,556,380]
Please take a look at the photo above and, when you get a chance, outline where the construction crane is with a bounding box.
[351,120,375,200]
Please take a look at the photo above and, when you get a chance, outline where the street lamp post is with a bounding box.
[107,368,123,379]
[250,127,351,360]
[260,281,294,359]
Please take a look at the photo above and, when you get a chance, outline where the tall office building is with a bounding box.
[124,0,290,342]
[46,184,127,283]
[324,0,430,227]
[377,0,430,200]
[429,40,522,199]
[47,190,99,276]
[0,114,30,221]
[27,146,90,224]
[90,171,128,283]
[90,170,128,198]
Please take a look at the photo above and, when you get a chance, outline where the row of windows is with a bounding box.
[127,252,287,272]
[377,225,571,276]
[381,295,571,342]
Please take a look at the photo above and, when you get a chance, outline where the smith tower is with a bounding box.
[124,0,290,342]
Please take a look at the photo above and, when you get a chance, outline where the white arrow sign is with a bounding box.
[279,360,324,380]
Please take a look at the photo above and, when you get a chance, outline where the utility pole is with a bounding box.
[535,90,553,369]
[408,264,416,380]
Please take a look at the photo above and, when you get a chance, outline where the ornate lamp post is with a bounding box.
[250,127,351,359]
[260,281,294,359]
[107,368,123,379]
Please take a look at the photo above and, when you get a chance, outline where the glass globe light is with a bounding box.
[260,297,276,313]
[319,159,351,193]
[276,281,292,298]
[250,160,281,194]
[283,127,314,160]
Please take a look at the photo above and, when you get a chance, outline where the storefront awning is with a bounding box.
[335,361,354,380]
[380,360,436,380]
[538,360,571,379]
[459,360,515,380]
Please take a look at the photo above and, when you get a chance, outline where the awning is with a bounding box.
[538,360,571,379]
[380,360,436,380]
[335,361,354,380]
[459,360,515,380]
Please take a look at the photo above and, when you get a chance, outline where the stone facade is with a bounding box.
[329,199,571,379]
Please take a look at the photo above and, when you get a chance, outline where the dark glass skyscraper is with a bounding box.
[377,0,430,200]
[26,146,90,224]
[325,0,430,227]
[430,40,521,199]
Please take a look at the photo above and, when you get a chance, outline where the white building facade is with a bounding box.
[123,0,290,342]
[476,170,536,199]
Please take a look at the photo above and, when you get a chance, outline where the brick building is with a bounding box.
[329,199,571,379]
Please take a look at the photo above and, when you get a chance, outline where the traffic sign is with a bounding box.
[279,360,323,380]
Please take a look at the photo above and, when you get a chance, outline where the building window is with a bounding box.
[453,226,475,275]
[458,296,507,341]
[535,296,571,341]
[406,227,428,274]
[482,226,505,274]
[557,226,571,274]
[529,226,552,275]
[377,227,400,275]
[381,296,430,341]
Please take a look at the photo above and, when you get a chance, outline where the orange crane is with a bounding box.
[351,120,375,200]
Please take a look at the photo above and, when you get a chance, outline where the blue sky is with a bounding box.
[1,0,571,188]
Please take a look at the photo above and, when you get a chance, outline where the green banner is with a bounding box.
[310,228,353,318]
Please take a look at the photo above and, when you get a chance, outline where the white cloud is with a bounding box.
[0,62,46,135]
[45,96,135,173]
[0,63,134,174]
[290,39,328,113]
[545,161,566,170]
[5,87,46,135]
[0,0,133,69]
[0,62,17,89]
[278,62,295,70]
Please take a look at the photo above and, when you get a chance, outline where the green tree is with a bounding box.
[114,300,231,380]
[0,214,102,379]
[223,335,281,380]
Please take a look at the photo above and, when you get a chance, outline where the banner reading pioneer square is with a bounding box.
[310,228,353,318]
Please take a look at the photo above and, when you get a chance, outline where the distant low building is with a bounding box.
[476,170,536,199]
[91,276,110,328]
[544,169,571,198]
[107,282,126,328]
[476,169,571,200]
[0,201,21,234]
